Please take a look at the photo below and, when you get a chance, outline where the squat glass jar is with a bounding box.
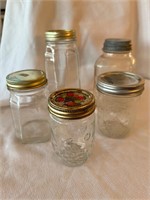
[96,71,144,138]
[6,69,51,144]
[48,88,96,167]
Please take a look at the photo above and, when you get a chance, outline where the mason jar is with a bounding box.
[94,38,135,92]
[6,69,51,144]
[45,29,80,93]
[96,71,144,138]
[48,88,96,167]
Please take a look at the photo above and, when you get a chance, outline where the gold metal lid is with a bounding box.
[48,88,95,119]
[96,71,145,97]
[45,30,76,42]
[6,69,47,90]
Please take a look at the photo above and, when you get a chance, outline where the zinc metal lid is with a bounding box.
[96,71,145,96]
[103,38,132,53]
[45,29,76,42]
[48,88,96,119]
[6,69,47,90]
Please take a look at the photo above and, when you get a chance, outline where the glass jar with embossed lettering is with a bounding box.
[6,69,51,144]
[48,88,96,167]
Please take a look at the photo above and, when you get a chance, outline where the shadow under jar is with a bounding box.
[6,69,51,144]
[96,71,145,139]
[48,88,96,167]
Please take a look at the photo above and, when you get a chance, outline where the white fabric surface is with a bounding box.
[0,80,150,200]
[0,0,142,105]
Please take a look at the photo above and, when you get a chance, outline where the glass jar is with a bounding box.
[48,88,96,167]
[94,38,135,92]
[45,30,80,93]
[6,69,51,144]
[96,71,144,138]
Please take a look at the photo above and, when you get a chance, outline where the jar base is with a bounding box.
[17,119,51,144]
[98,119,130,139]
[58,155,88,167]
[53,142,90,167]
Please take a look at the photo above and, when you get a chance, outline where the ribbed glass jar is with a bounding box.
[45,30,80,93]
[6,69,51,144]
[48,88,95,167]
[94,38,135,92]
[96,71,144,138]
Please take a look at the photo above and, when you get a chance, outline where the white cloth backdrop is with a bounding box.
[1,0,150,106]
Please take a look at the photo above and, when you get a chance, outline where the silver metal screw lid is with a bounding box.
[96,71,145,97]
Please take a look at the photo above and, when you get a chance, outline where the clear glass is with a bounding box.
[94,52,135,92]
[9,85,51,144]
[49,113,95,167]
[96,92,139,138]
[45,40,80,93]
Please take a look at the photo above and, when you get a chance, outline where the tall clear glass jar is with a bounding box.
[48,88,95,167]
[94,38,135,92]
[45,30,80,93]
[6,69,51,144]
[96,71,145,138]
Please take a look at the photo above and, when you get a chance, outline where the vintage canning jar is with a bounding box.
[96,71,144,138]
[48,88,96,167]
[6,69,51,144]
[45,30,80,93]
[94,38,135,92]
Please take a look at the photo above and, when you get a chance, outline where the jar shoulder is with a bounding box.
[9,87,48,105]
[95,52,135,67]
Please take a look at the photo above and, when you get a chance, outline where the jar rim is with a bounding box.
[103,38,132,53]
[48,88,96,119]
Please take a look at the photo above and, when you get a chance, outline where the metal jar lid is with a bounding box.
[48,88,96,119]
[45,30,76,42]
[103,38,132,53]
[6,69,47,90]
[96,71,145,97]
